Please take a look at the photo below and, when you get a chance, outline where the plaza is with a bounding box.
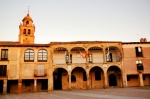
[0,87,150,99]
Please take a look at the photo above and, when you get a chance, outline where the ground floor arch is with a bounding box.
[89,66,104,89]
[53,68,68,90]
[107,66,122,87]
[71,67,87,89]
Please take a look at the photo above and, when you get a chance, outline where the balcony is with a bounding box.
[34,69,47,77]
[137,64,144,73]
[136,60,144,73]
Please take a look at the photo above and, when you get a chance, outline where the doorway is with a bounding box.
[53,68,63,90]
[109,74,117,86]
[41,79,48,90]
[0,80,3,93]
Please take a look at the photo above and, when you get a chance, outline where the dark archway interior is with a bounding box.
[0,80,3,93]
[109,74,117,86]
[53,68,67,90]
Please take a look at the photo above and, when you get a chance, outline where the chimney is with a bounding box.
[140,38,147,42]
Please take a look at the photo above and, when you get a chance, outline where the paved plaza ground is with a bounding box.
[0,87,150,99]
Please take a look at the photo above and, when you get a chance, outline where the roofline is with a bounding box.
[50,41,122,45]
[122,42,150,44]
[0,41,49,47]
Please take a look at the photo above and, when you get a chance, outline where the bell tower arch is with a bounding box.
[18,11,35,44]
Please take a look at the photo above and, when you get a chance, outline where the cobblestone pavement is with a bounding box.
[0,87,150,99]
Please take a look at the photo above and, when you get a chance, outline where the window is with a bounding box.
[83,71,87,81]
[89,54,92,63]
[38,49,47,62]
[35,65,46,77]
[95,71,101,80]
[65,52,69,63]
[28,29,31,35]
[136,60,144,71]
[23,29,26,35]
[70,54,72,63]
[135,47,143,57]
[106,53,112,62]
[24,49,34,62]
[24,80,31,86]
[71,75,76,82]
[1,49,8,60]
[143,75,145,80]
[0,65,7,76]
[127,75,130,81]
[26,21,29,26]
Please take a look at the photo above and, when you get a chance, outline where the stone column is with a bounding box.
[34,50,38,62]
[103,48,106,63]
[48,75,53,92]
[68,74,71,90]
[104,72,108,88]
[18,79,22,93]
[68,51,70,64]
[122,74,127,87]
[34,79,37,92]
[3,80,7,94]
[139,73,144,87]
[86,74,90,89]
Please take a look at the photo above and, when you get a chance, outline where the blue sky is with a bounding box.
[0,0,150,43]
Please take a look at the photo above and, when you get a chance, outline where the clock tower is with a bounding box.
[18,12,35,44]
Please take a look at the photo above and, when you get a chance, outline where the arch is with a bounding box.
[107,65,122,74]
[71,47,86,63]
[89,66,104,89]
[28,29,31,35]
[107,66,122,87]
[71,47,85,51]
[24,48,34,62]
[88,46,102,50]
[105,46,121,62]
[38,49,48,62]
[88,46,103,63]
[26,21,29,25]
[71,67,87,89]
[53,47,68,64]
[54,47,67,51]
[53,68,68,90]
[23,29,26,35]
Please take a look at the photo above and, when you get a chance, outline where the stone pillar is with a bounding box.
[34,79,37,92]
[18,79,22,93]
[104,72,108,88]
[122,74,127,87]
[103,48,106,63]
[86,74,90,89]
[34,50,38,62]
[48,75,53,92]
[68,74,71,90]
[139,73,144,87]
[3,80,7,94]
[68,51,70,64]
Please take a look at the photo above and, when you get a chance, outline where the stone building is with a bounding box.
[0,12,150,94]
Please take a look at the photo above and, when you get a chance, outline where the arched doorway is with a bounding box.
[109,74,117,86]
[53,68,68,90]
[107,66,122,87]
[71,67,86,89]
[89,66,104,89]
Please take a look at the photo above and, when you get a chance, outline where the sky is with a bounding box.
[0,0,150,43]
